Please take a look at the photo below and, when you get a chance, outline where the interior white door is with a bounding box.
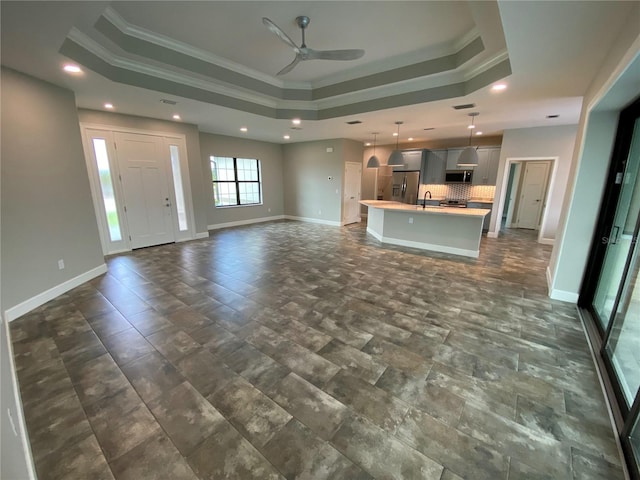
[516,161,550,229]
[344,162,362,225]
[115,132,175,249]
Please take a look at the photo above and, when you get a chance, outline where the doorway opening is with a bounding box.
[343,162,362,225]
[494,157,556,244]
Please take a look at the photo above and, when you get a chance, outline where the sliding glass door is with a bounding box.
[592,117,640,330]
[580,97,640,480]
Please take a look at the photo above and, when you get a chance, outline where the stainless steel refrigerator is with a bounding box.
[390,170,420,204]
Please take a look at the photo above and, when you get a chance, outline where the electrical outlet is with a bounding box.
[58,259,65,270]
[268,207,271,212]
[409,217,414,224]
[318,209,322,215]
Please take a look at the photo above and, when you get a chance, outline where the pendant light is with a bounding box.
[457,112,479,167]
[366,133,380,168]
[387,121,405,166]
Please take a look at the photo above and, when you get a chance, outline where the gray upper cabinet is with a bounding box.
[422,149,447,184]
[393,149,425,171]
[446,148,464,170]
[472,147,501,185]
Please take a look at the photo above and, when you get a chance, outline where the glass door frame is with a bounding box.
[578,95,640,480]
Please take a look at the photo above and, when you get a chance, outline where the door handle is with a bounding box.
[611,226,620,245]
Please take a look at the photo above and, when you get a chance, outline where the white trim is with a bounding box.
[490,157,558,241]
[367,227,479,258]
[3,319,37,479]
[4,264,108,322]
[549,288,579,303]
[538,237,555,246]
[546,265,554,295]
[101,7,298,90]
[208,215,285,231]
[194,232,210,239]
[284,215,341,227]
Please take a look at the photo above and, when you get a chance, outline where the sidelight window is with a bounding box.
[92,138,122,241]
[210,156,262,207]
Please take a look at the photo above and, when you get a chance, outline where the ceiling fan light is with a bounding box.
[457,147,479,167]
[366,155,381,168]
[388,150,405,166]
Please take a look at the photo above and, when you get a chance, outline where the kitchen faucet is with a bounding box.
[423,190,432,209]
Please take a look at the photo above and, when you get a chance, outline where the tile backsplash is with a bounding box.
[419,184,496,201]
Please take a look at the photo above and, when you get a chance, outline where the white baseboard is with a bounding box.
[538,237,554,245]
[3,319,37,479]
[549,288,579,303]
[284,216,341,227]
[546,265,579,303]
[487,231,499,238]
[194,232,210,239]
[4,264,108,322]
[367,228,479,258]
[208,215,285,231]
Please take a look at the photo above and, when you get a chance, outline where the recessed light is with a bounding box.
[283,135,290,140]
[63,64,82,74]
[408,138,414,141]
[240,127,248,132]
[467,124,476,129]
[172,114,181,120]
[393,132,398,137]
[292,118,301,125]
[475,131,483,136]
[104,103,114,109]
[546,114,559,119]
[365,142,371,146]
[492,83,507,91]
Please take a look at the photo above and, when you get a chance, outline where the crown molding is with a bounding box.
[68,28,282,108]
[101,7,309,91]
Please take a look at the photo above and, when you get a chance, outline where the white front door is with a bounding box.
[344,162,362,225]
[516,161,550,229]
[115,132,175,249]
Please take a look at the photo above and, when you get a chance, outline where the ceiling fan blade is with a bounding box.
[276,55,301,76]
[305,48,365,61]
[262,17,300,52]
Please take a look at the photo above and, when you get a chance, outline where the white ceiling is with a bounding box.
[1,1,636,146]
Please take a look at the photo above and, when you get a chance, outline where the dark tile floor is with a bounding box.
[11,220,625,480]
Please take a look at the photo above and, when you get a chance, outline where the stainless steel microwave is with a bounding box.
[445,170,473,183]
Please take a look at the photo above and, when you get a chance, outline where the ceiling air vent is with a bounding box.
[452,103,475,110]
[160,99,177,105]
[423,128,435,131]
[346,120,362,125]
[546,114,559,118]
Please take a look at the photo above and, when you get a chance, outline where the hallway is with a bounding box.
[11,221,623,479]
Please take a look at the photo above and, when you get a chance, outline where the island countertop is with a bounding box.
[360,200,490,218]
[360,200,489,258]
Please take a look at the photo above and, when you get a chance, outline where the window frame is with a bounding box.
[211,156,262,207]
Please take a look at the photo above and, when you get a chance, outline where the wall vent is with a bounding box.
[346,120,362,125]
[160,99,177,105]
[452,103,475,110]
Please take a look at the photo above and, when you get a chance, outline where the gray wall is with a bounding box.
[77,109,209,235]
[548,5,640,300]
[198,133,285,227]
[491,125,578,239]
[1,68,105,311]
[282,139,347,224]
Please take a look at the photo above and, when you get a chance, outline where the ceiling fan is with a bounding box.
[262,16,365,76]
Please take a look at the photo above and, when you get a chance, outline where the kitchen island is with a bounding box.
[360,200,490,258]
